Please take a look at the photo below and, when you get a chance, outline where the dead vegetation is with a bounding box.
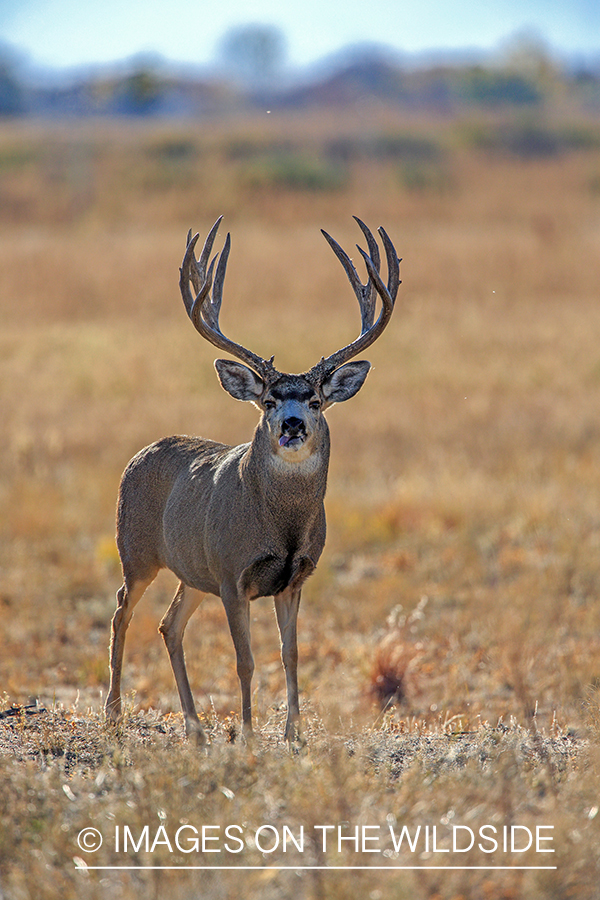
[1,107,600,897]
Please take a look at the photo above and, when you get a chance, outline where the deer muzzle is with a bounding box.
[279,415,306,448]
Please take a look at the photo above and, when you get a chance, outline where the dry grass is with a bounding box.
[1,109,600,898]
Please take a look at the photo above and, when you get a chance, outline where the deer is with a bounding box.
[105,216,400,745]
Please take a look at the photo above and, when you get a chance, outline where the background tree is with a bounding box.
[218,23,286,89]
[0,45,24,116]
[114,56,164,116]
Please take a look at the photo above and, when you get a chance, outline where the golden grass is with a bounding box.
[1,109,600,897]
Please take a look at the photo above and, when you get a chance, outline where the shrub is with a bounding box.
[223,137,293,161]
[148,137,199,163]
[399,161,454,193]
[325,132,444,164]
[459,119,600,159]
[243,151,348,191]
[458,67,542,108]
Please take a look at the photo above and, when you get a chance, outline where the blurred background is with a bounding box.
[0,0,598,117]
[1,0,600,735]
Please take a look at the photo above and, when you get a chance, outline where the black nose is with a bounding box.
[282,416,303,432]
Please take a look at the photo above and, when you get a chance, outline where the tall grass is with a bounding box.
[1,108,600,898]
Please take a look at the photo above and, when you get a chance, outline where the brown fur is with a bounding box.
[105,218,399,744]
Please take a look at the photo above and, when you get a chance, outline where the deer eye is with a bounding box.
[309,399,321,411]
[264,399,276,410]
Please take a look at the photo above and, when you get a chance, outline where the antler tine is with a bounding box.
[180,233,204,317]
[378,225,401,302]
[353,216,380,331]
[353,216,380,268]
[190,231,229,333]
[209,230,230,329]
[352,216,381,334]
[321,224,377,334]
[306,218,400,383]
[187,215,222,295]
[189,253,218,331]
[180,219,278,381]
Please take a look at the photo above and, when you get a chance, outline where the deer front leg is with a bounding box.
[159,581,205,745]
[221,581,254,740]
[274,587,302,744]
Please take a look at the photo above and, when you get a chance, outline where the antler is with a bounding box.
[305,217,400,384]
[179,217,279,381]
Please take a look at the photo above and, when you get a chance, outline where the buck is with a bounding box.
[105,216,400,744]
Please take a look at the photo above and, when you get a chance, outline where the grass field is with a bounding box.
[1,108,600,898]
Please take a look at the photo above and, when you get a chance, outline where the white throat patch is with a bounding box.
[270,447,322,476]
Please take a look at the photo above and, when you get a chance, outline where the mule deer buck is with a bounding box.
[105,216,400,744]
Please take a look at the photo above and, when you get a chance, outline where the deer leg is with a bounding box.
[274,587,302,743]
[106,572,157,724]
[158,581,205,744]
[221,583,254,739]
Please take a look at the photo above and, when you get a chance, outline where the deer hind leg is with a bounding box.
[222,583,254,740]
[274,587,303,744]
[158,581,205,745]
[106,571,157,724]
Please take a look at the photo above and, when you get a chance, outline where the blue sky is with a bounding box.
[0,0,598,73]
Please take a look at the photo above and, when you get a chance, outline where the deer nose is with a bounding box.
[282,416,303,432]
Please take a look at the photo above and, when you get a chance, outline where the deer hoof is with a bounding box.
[185,717,207,747]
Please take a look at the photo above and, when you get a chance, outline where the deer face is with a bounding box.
[262,377,323,459]
[214,359,372,461]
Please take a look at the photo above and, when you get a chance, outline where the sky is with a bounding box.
[0,0,598,75]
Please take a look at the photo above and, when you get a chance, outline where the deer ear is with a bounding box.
[321,360,371,406]
[215,359,264,401]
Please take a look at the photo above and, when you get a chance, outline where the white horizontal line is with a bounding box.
[78,865,557,871]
